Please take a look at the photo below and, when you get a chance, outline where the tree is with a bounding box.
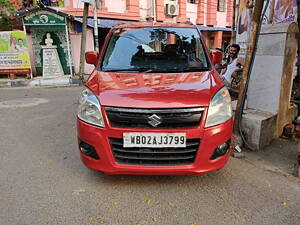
[0,0,22,31]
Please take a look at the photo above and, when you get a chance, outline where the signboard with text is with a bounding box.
[22,10,66,26]
[0,31,31,74]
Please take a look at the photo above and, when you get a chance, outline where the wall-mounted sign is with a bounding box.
[23,10,66,26]
[273,0,297,24]
[0,31,31,74]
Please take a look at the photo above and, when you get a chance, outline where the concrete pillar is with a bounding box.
[156,0,165,21]
[226,0,233,26]
[246,23,299,143]
[214,31,223,49]
[126,0,139,14]
[177,0,187,22]
[196,0,205,24]
[206,0,217,26]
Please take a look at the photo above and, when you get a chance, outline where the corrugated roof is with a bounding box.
[74,17,133,28]
[197,25,232,32]
[73,17,233,31]
[14,6,72,18]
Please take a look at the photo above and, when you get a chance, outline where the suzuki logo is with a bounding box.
[147,114,162,127]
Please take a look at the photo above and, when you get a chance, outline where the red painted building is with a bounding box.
[60,0,233,51]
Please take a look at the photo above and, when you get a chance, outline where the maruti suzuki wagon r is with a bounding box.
[77,22,233,175]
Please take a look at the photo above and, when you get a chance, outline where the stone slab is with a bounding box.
[241,109,277,150]
[247,55,284,114]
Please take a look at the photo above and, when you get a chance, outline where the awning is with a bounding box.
[74,17,134,28]
[197,25,232,32]
[14,6,72,18]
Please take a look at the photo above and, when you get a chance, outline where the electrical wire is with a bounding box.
[237,0,271,151]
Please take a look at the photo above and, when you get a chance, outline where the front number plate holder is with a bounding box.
[123,132,186,148]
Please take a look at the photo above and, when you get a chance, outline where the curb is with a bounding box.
[0,76,80,88]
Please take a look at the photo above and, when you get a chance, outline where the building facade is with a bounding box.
[61,0,233,50]
[8,1,233,77]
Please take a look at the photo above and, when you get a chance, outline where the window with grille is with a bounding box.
[217,0,226,12]
[187,0,199,4]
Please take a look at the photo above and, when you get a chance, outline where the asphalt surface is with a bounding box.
[0,87,299,225]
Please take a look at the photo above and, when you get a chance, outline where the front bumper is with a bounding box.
[77,119,233,175]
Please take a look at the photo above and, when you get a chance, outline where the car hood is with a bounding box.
[87,71,220,108]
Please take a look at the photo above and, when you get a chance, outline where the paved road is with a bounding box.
[0,87,299,225]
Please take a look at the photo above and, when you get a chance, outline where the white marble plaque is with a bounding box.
[42,46,64,77]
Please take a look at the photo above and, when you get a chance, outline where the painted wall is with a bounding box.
[65,0,230,29]
[186,3,198,24]
[105,0,126,13]
[72,0,84,8]
[70,29,95,74]
[139,0,153,20]
[217,12,227,27]
[203,0,208,25]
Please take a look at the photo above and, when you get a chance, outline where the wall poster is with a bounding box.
[0,31,31,74]
[273,0,297,24]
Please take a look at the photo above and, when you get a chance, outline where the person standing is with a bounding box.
[220,44,244,87]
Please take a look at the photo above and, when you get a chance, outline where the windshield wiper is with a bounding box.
[145,67,210,73]
[102,68,154,73]
[177,67,210,72]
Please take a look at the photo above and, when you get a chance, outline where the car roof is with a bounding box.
[111,21,196,29]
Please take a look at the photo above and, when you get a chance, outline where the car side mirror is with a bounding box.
[210,50,223,66]
[85,51,99,66]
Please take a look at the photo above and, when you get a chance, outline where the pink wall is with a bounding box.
[26,34,37,76]
[63,0,230,29]
[63,0,139,21]
[70,29,95,74]
[206,0,217,26]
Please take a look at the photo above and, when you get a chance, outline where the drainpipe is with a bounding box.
[231,0,237,44]
[153,0,157,22]
[65,23,73,76]
[93,1,99,52]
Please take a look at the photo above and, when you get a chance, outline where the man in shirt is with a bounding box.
[220,44,244,87]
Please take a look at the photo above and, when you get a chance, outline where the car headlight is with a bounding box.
[77,87,105,127]
[205,87,232,128]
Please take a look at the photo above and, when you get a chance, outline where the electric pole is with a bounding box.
[297,0,300,82]
[231,0,237,44]
[79,1,90,85]
[232,0,265,147]
[93,0,101,52]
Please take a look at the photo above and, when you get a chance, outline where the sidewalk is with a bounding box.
[0,75,83,88]
[241,138,299,179]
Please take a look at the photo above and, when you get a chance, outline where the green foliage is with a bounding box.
[0,0,16,14]
[0,0,16,30]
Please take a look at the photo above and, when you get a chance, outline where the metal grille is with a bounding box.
[110,138,200,166]
[105,107,204,129]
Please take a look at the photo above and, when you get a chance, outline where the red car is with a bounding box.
[77,22,233,175]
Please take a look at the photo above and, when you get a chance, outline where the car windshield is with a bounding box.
[100,27,210,73]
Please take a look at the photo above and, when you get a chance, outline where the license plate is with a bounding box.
[123,133,186,148]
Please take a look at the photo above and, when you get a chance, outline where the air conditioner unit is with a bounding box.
[165,2,179,16]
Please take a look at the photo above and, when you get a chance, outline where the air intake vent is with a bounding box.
[110,138,200,165]
[105,107,204,129]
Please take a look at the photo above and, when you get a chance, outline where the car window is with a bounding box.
[100,27,210,73]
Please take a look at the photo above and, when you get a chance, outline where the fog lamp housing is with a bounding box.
[78,140,99,160]
[210,140,230,160]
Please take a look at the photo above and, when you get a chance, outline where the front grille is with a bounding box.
[110,138,200,165]
[105,107,204,129]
